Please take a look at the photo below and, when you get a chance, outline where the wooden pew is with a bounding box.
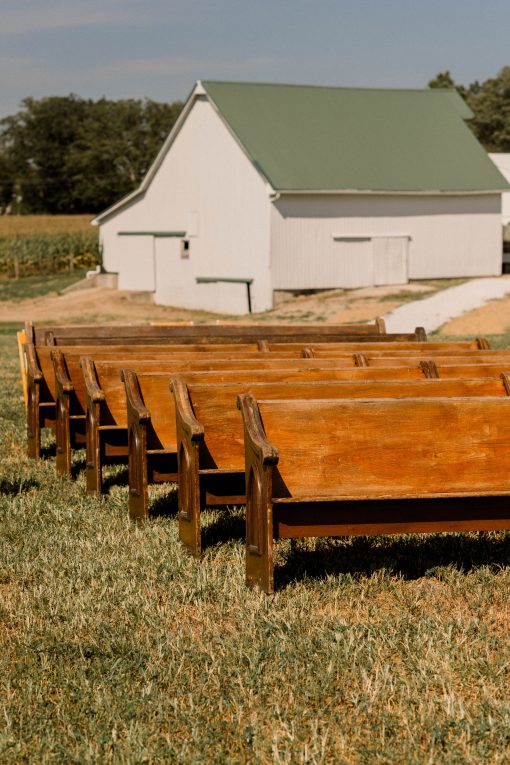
[278,338,489,353]
[27,339,509,461]
[80,352,510,496]
[82,356,430,493]
[172,375,510,558]
[354,351,510,367]
[25,318,390,346]
[25,343,302,459]
[121,371,508,536]
[304,337,489,354]
[24,333,429,458]
[237,392,510,593]
[124,370,434,522]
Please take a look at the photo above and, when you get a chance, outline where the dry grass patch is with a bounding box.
[2,329,510,762]
[0,215,95,236]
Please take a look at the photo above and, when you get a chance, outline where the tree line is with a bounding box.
[0,68,509,215]
[0,96,183,215]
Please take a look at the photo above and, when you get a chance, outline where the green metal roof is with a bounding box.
[202,82,509,193]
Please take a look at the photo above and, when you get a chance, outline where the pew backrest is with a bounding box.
[25,318,389,346]
[241,396,510,500]
[172,376,510,472]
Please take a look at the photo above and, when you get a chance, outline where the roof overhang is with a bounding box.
[271,188,506,197]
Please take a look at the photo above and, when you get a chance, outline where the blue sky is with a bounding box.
[1,0,509,117]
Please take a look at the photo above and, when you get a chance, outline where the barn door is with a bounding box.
[116,235,155,291]
[154,237,185,306]
[372,236,408,285]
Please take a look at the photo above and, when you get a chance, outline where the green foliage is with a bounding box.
[0,95,183,214]
[0,231,100,278]
[2,334,510,761]
[429,67,510,151]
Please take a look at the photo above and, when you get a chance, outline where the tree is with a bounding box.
[0,95,183,213]
[428,66,510,151]
[467,67,510,151]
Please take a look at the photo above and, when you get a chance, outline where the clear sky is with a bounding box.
[1,0,509,118]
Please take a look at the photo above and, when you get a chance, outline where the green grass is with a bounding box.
[0,270,89,302]
[434,332,510,349]
[378,278,471,303]
[3,333,510,762]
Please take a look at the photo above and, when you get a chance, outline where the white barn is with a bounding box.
[94,81,509,315]
[489,154,510,226]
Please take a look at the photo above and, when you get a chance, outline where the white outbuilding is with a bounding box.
[488,154,510,226]
[93,81,509,315]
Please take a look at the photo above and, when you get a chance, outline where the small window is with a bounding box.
[181,239,190,259]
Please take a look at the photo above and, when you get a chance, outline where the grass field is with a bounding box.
[2,330,510,762]
[0,270,89,302]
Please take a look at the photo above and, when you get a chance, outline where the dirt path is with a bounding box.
[441,295,510,335]
[0,282,433,325]
[5,277,507,333]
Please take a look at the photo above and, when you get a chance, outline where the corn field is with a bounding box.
[0,231,101,279]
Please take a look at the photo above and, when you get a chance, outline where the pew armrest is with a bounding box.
[171,377,204,440]
[237,393,279,466]
[52,350,73,393]
[81,356,105,403]
[24,341,42,383]
[121,369,150,423]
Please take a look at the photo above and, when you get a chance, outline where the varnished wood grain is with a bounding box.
[171,377,510,557]
[238,393,510,592]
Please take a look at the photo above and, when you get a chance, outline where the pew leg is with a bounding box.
[27,384,40,459]
[55,395,71,475]
[128,423,148,523]
[246,464,274,594]
[86,405,102,495]
[177,440,202,557]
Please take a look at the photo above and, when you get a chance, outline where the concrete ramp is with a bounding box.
[383,277,510,334]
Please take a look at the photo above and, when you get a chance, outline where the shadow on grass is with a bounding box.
[276,532,510,589]
[101,466,129,492]
[149,487,179,518]
[70,457,87,480]
[0,477,40,495]
[201,509,245,549]
[40,444,56,460]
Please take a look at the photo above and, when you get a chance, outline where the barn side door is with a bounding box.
[154,237,187,306]
[372,236,409,285]
[116,234,155,291]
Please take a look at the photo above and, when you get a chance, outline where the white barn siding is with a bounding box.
[489,154,510,225]
[99,98,272,314]
[270,194,502,290]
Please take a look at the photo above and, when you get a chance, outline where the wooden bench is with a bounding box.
[83,355,420,493]
[120,372,510,541]
[173,375,510,558]
[304,337,489,354]
[28,340,510,461]
[24,334,431,458]
[121,365,440,519]
[237,393,510,593]
[25,318,389,346]
[283,338,489,353]
[85,353,510,500]
[26,343,315,459]
[353,351,510,367]
[432,363,510,378]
